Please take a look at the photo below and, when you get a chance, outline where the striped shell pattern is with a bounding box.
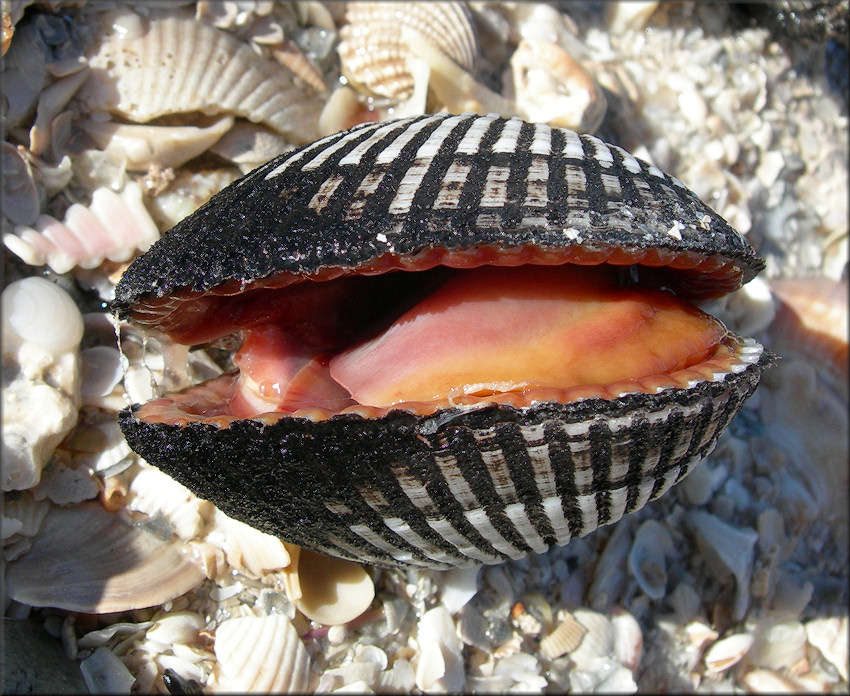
[116,113,771,570]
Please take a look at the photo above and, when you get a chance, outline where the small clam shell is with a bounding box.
[703,632,754,674]
[338,1,478,102]
[281,545,375,626]
[212,614,312,693]
[74,10,322,143]
[4,502,204,612]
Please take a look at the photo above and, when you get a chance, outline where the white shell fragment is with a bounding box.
[209,508,291,576]
[129,467,212,542]
[80,646,136,694]
[5,181,160,274]
[414,605,465,692]
[684,510,758,621]
[74,10,322,143]
[78,114,235,171]
[509,38,606,132]
[703,632,754,674]
[2,277,82,491]
[627,518,675,600]
[805,616,849,681]
[213,614,312,693]
[4,502,204,612]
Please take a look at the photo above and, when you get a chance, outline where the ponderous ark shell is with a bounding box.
[114,113,773,570]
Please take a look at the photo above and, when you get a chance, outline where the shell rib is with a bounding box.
[115,113,773,570]
[74,10,322,144]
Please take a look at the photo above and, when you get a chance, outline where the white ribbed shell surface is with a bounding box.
[338,1,479,101]
[213,614,312,693]
[75,11,322,143]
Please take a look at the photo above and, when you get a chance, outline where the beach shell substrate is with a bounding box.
[2,2,847,693]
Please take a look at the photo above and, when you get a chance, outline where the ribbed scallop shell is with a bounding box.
[338,2,478,101]
[74,10,322,143]
[115,113,773,570]
[213,614,312,693]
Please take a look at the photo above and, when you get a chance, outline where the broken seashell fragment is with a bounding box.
[78,115,235,172]
[2,277,82,491]
[414,605,465,692]
[6,180,160,274]
[627,518,675,600]
[539,611,587,660]
[509,38,606,132]
[703,632,754,674]
[685,510,758,621]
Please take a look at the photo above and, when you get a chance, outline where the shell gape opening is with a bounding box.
[227,263,728,419]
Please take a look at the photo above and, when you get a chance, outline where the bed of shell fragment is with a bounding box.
[1,1,848,694]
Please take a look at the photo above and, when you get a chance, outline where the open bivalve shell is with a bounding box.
[114,113,774,570]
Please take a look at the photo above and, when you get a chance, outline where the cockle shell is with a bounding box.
[212,613,313,693]
[114,113,773,570]
[337,1,479,102]
[73,9,323,144]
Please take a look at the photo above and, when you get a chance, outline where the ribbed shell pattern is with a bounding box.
[114,113,763,318]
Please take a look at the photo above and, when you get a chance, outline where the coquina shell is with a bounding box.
[115,113,773,570]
